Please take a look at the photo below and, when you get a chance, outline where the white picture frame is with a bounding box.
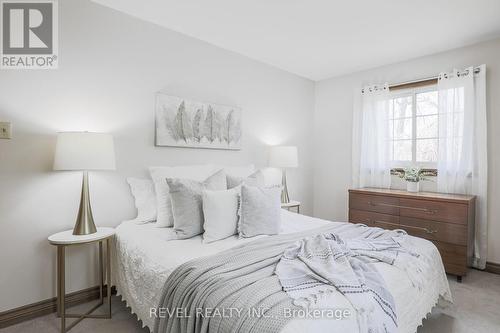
[155,93,242,150]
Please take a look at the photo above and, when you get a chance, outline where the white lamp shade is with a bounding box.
[53,132,116,171]
[269,146,298,168]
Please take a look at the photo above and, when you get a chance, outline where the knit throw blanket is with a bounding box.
[275,231,421,333]
[154,223,425,333]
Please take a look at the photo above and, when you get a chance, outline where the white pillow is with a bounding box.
[226,170,265,189]
[149,164,217,227]
[226,168,282,190]
[168,169,227,239]
[259,167,283,188]
[217,164,255,178]
[202,187,240,243]
[126,178,157,224]
[238,184,281,238]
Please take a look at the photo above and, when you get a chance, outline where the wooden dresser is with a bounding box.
[348,188,475,281]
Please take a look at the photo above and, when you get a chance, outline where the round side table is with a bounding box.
[48,227,115,333]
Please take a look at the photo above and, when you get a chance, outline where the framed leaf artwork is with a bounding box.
[155,93,242,150]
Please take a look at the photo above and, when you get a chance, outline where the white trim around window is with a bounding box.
[388,85,439,169]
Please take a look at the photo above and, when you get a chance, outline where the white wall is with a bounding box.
[0,0,315,311]
[313,37,500,264]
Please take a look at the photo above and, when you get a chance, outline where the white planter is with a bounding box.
[406,181,420,193]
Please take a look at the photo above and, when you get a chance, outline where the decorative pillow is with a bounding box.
[216,164,255,178]
[227,170,264,189]
[202,187,240,243]
[126,178,157,224]
[259,167,283,188]
[167,169,227,239]
[149,164,216,227]
[238,184,281,238]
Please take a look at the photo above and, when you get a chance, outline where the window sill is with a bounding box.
[390,168,438,177]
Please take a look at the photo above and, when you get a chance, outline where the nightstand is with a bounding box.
[48,227,115,333]
[281,200,301,213]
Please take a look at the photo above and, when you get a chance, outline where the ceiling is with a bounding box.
[93,0,500,81]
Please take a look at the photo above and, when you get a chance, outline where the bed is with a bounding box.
[112,209,451,333]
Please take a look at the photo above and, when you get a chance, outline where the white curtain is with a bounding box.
[352,84,391,189]
[437,65,488,269]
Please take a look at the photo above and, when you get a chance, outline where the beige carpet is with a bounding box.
[2,269,499,333]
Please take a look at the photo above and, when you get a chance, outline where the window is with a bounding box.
[388,87,439,168]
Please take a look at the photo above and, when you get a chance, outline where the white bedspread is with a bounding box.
[112,210,451,333]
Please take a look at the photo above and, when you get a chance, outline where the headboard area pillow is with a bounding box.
[167,169,227,239]
[202,187,240,243]
[149,164,217,227]
[238,184,281,238]
[258,167,282,188]
[126,177,157,224]
[217,164,255,178]
[226,167,282,190]
[226,170,264,189]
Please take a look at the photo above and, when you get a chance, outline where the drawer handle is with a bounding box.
[368,201,438,214]
[373,220,438,235]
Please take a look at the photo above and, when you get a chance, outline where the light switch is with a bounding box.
[0,122,12,139]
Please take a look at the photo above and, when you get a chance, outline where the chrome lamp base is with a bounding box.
[73,171,97,235]
[281,169,290,204]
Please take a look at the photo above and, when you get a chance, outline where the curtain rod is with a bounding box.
[389,66,481,91]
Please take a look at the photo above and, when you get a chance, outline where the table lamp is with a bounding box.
[53,132,116,235]
[269,146,298,203]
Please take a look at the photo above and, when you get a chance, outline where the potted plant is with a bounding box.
[398,167,430,193]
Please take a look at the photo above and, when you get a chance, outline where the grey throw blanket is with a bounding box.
[275,232,417,333]
[154,223,422,333]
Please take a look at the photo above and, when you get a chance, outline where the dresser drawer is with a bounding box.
[371,219,402,231]
[399,217,467,245]
[349,188,475,279]
[349,209,399,227]
[349,193,400,215]
[399,198,468,225]
[366,218,468,275]
[431,241,467,276]
[371,219,426,237]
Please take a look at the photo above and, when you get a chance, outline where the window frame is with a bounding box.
[388,84,438,170]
